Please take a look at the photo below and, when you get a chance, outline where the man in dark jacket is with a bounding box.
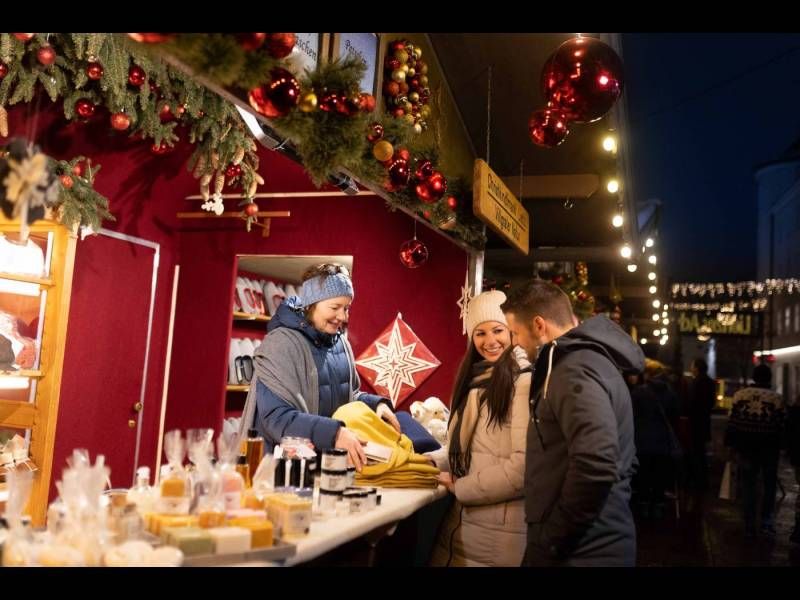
[502,280,645,566]
[688,358,716,492]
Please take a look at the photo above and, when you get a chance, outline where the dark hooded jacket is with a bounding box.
[524,315,644,567]
[254,302,386,450]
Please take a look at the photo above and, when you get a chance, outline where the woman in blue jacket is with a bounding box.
[239,263,399,470]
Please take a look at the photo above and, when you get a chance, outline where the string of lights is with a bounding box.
[671,279,800,298]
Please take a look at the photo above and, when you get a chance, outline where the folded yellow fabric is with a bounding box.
[333,402,439,488]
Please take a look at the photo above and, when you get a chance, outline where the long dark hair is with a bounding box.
[450,344,519,429]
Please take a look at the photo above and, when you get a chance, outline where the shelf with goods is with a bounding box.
[0,215,77,526]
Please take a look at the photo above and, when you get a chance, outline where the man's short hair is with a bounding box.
[500,279,575,329]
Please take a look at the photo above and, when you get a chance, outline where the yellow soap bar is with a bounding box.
[150,514,198,536]
[242,490,265,510]
[243,520,274,548]
[198,510,226,529]
[160,477,186,498]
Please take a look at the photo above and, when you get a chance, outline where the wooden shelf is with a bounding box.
[0,272,54,287]
[226,384,250,392]
[233,311,270,322]
[0,369,43,378]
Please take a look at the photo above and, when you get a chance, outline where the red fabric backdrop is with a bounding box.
[5,100,469,499]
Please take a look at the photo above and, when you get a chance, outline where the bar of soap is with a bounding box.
[226,508,267,521]
[198,510,226,529]
[242,520,274,549]
[151,514,198,536]
[207,526,252,554]
[267,495,312,538]
[163,527,214,556]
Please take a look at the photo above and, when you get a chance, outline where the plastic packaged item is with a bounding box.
[157,431,190,515]
[218,431,245,511]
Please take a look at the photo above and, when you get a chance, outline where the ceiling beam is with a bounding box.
[501,174,600,199]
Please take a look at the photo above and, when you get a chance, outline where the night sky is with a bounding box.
[621,33,800,283]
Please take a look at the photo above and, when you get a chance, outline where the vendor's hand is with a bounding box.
[335,427,367,472]
[437,471,456,494]
[376,402,401,433]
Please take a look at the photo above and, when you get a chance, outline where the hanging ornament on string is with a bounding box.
[541,36,624,124]
[399,221,429,269]
[74,98,95,119]
[150,141,172,155]
[12,34,35,42]
[86,62,104,80]
[366,122,384,143]
[528,107,570,148]
[248,68,300,118]
[36,45,56,66]
[128,65,146,87]
[385,156,411,191]
[110,112,131,131]
[0,63,8,80]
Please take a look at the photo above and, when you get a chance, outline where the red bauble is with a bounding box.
[236,33,267,51]
[225,164,242,178]
[383,80,400,97]
[392,107,405,118]
[427,171,447,200]
[36,46,56,66]
[12,34,34,42]
[72,162,85,177]
[86,62,104,80]
[528,108,570,148]
[414,159,433,181]
[422,210,432,220]
[391,41,406,52]
[399,238,429,269]
[385,57,401,71]
[552,275,564,286]
[127,33,175,43]
[59,175,73,189]
[318,92,343,114]
[385,158,411,191]
[366,122,384,143]
[150,141,171,155]
[342,95,359,115]
[110,112,131,131]
[244,202,259,217]
[541,36,624,124]
[396,148,411,162]
[159,103,174,122]
[75,98,95,119]
[266,33,296,59]
[398,82,409,96]
[248,68,300,118]
[446,195,458,211]
[0,63,8,80]
[414,181,435,204]
[128,65,146,87]
[360,93,376,112]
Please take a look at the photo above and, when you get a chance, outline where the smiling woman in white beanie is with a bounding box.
[429,289,532,567]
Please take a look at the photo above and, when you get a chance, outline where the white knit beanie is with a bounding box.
[465,290,508,337]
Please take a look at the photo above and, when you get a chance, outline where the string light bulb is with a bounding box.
[602,135,617,153]
[648,255,657,265]
[607,179,620,194]
[620,245,632,259]
[627,264,637,273]
[648,272,657,281]
[653,299,661,308]
[652,314,659,321]
[641,338,648,344]
[612,214,624,228]
[645,238,654,248]
[649,285,657,294]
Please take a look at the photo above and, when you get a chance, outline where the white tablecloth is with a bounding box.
[283,485,448,566]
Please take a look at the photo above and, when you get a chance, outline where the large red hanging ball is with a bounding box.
[266,33,296,59]
[528,107,570,148]
[236,33,267,51]
[75,98,96,119]
[399,238,429,268]
[127,33,175,43]
[385,158,411,191]
[541,36,624,124]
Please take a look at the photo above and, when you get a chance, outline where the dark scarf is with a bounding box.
[448,360,494,478]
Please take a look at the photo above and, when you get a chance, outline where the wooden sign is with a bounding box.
[473,159,530,255]
[676,311,762,338]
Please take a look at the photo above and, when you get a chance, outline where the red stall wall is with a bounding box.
[6,99,469,498]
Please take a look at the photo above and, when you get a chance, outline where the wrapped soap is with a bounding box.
[206,526,251,554]
[229,519,274,549]
[162,527,214,556]
[217,432,244,511]
[157,430,190,514]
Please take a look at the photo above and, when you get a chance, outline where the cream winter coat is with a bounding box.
[429,347,531,567]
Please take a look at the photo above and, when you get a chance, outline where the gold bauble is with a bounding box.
[413,47,422,59]
[420,75,429,86]
[407,68,416,77]
[401,64,409,73]
[421,105,431,118]
[391,69,406,83]
[373,140,394,162]
[298,92,318,112]
[394,49,409,64]
[404,113,415,125]
[413,123,423,134]
[409,92,420,103]
[420,64,428,75]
